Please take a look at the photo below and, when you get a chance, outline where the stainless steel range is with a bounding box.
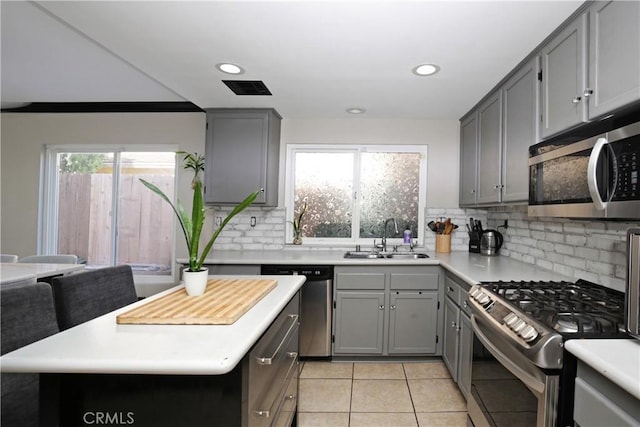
[467,279,627,427]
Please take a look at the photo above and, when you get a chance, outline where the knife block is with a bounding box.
[468,231,481,253]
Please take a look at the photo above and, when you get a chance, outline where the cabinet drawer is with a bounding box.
[390,273,439,290]
[460,294,471,316]
[444,276,461,304]
[336,273,385,290]
[249,321,299,427]
[271,360,299,427]
[574,377,638,427]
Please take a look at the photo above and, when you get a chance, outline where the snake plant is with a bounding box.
[140,151,261,272]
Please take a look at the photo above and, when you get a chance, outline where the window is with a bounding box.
[41,146,178,281]
[285,145,427,245]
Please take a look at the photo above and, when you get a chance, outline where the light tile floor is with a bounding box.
[298,360,468,427]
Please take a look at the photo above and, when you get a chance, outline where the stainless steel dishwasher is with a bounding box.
[260,265,333,358]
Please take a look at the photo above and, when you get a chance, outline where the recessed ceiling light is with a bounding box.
[412,64,440,76]
[346,107,366,114]
[216,63,245,75]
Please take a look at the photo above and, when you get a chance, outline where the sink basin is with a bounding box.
[344,251,429,259]
[385,252,429,259]
[344,251,385,259]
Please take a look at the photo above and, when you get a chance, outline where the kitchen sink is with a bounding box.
[343,251,429,259]
[343,251,386,259]
[385,252,429,259]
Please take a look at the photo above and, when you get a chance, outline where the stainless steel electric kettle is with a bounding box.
[480,229,503,256]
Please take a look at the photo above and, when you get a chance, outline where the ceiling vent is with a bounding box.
[222,80,272,96]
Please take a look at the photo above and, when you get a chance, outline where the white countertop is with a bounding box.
[0,275,305,375]
[566,339,640,400]
[180,249,573,285]
[0,262,84,284]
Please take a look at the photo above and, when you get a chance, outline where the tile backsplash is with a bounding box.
[485,206,639,292]
[207,205,638,292]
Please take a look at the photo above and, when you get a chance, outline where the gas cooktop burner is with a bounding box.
[480,279,626,338]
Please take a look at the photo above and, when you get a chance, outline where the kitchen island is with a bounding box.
[1,275,305,427]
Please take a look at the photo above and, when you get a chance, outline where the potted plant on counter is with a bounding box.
[140,151,261,296]
[290,201,307,245]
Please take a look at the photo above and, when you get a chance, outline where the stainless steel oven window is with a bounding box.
[468,315,560,427]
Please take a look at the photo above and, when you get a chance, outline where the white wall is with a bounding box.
[0,113,460,257]
[0,112,206,257]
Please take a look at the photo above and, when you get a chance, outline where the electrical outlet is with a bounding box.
[250,216,257,227]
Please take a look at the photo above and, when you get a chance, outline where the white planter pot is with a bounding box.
[183,268,209,296]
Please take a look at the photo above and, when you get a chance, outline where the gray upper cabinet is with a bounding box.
[459,112,478,206]
[587,1,640,119]
[539,13,587,139]
[539,1,640,139]
[502,58,538,202]
[204,109,281,206]
[477,91,503,204]
[460,59,536,207]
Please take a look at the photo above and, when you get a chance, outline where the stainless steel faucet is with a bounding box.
[381,217,398,252]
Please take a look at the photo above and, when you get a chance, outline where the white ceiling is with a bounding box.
[1,1,583,119]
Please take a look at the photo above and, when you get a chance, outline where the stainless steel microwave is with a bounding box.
[528,121,640,219]
[627,228,640,340]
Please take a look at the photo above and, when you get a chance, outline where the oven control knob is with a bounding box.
[469,288,481,299]
[519,325,539,342]
[511,319,527,333]
[477,293,491,305]
[503,313,519,326]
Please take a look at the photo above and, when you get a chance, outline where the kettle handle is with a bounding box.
[496,231,504,250]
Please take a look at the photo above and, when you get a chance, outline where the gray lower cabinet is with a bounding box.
[333,266,442,356]
[389,291,439,354]
[573,361,640,427]
[204,108,281,206]
[442,273,472,398]
[334,291,385,354]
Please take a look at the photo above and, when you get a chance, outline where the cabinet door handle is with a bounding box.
[451,321,457,328]
[572,96,582,104]
[255,314,298,365]
[378,305,385,310]
[447,286,453,293]
[390,305,396,310]
[583,88,593,98]
[463,300,468,309]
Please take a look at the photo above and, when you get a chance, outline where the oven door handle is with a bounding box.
[471,315,545,396]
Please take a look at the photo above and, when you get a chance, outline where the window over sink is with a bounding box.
[285,145,427,245]
[40,145,178,283]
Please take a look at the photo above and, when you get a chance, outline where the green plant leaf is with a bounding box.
[195,188,262,271]
[139,178,191,256]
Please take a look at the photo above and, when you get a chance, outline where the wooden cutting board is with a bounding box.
[116,278,277,325]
